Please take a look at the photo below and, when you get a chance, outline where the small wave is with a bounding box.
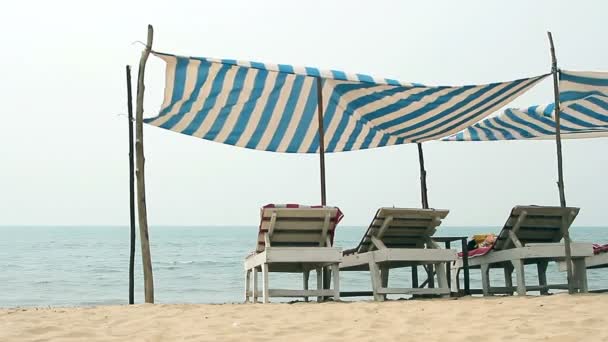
[157,266,180,271]
[154,260,228,266]
[172,260,196,264]
[2,264,23,269]
[33,280,52,285]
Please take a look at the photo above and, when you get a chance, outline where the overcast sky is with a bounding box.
[1,0,606,227]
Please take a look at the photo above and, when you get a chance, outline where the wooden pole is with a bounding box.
[316,76,331,296]
[417,143,429,209]
[135,25,155,303]
[547,31,574,294]
[126,65,136,305]
[316,77,327,206]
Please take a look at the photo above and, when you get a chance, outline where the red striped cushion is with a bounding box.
[458,246,492,258]
[593,243,608,255]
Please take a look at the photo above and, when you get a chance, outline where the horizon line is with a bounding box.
[0,224,606,228]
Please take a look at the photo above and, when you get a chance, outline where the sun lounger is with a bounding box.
[244,204,343,303]
[451,205,593,296]
[340,208,455,301]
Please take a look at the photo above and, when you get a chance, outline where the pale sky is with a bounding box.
[1,0,606,227]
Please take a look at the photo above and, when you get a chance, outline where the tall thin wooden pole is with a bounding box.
[135,25,155,303]
[316,76,331,296]
[417,143,429,209]
[316,77,327,206]
[548,31,574,294]
[126,65,136,305]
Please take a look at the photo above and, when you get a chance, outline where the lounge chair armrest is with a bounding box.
[343,248,357,256]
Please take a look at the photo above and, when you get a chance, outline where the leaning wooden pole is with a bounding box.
[417,143,429,209]
[135,25,155,303]
[126,65,136,305]
[316,77,327,206]
[547,31,574,294]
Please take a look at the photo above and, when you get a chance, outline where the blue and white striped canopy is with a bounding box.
[145,52,547,152]
[444,70,608,141]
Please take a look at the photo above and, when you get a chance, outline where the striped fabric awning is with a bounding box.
[444,70,608,141]
[144,52,547,152]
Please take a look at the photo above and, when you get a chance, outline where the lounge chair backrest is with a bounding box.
[353,208,449,254]
[256,206,342,252]
[493,205,580,251]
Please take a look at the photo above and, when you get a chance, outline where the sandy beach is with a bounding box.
[1,294,606,342]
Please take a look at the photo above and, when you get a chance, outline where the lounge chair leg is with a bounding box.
[511,259,526,296]
[480,263,490,296]
[412,266,419,288]
[331,263,340,301]
[262,263,270,304]
[316,268,323,302]
[380,266,389,300]
[425,264,435,288]
[573,258,588,293]
[368,259,384,302]
[504,264,514,295]
[252,267,259,303]
[435,262,449,297]
[450,265,460,293]
[245,269,251,303]
[303,270,310,302]
[537,261,549,295]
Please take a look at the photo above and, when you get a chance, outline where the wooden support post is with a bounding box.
[316,76,331,295]
[135,24,154,303]
[126,65,136,305]
[316,77,327,206]
[547,31,574,294]
[461,238,470,295]
[417,143,429,209]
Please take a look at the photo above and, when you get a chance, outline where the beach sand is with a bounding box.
[1,294,606,341]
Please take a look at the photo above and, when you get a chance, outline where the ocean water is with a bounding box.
[0,226,606,307]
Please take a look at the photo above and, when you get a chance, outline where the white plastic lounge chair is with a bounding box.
[244,204,343,303]
[451,205,593,296]
[340,208,455,301]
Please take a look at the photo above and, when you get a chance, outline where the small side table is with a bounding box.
[432,236,470,296]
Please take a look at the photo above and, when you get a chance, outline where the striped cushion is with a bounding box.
[594,243,608,255]
[458,246,492,258]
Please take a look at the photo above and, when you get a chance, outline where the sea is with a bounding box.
[0,226,606,307]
